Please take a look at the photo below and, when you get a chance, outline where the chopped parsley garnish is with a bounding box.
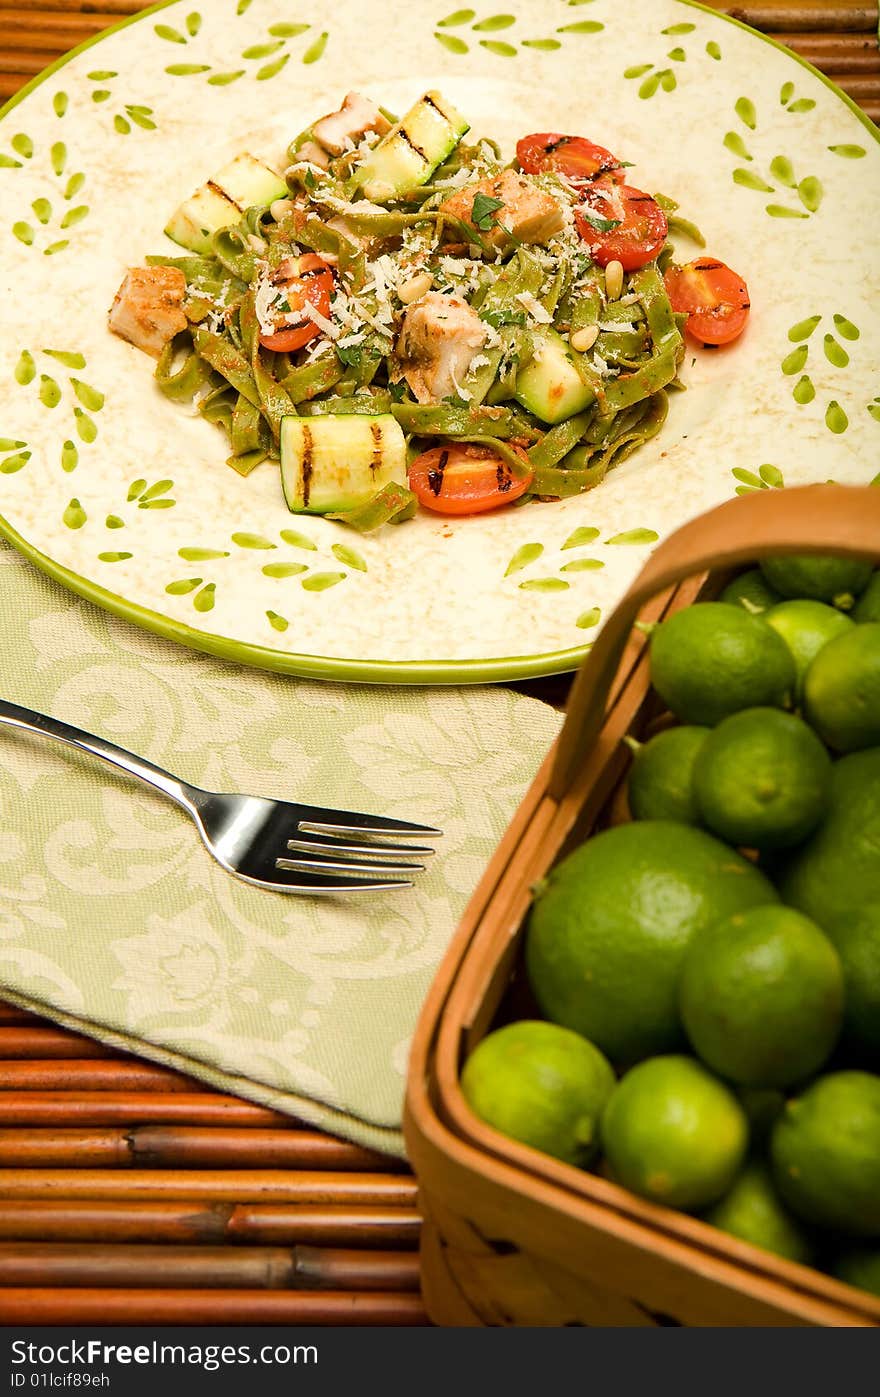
[304,168,317,189]
[470,192,506,231]
[336,343,363,367]
[579,210,622,234]
[480,307,527,329]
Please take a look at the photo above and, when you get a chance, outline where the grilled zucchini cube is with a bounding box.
[280,414,407,515]
[515,327,594,425]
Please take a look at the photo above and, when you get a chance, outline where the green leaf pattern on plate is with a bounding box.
[331,543,368,572]
[724,94,825,219]
[433,4,603,56]
[3,135,89,253]
[731,463,786,496]
[81,69,158,136]
[155,8,328,83]
[159,527,364,614]
[621,15,727,97]
[504,523,656,625]
[504,542,544,576]
[7,348,105,477]
[780,313,867,435]
[0,448,31,475]
[62,498,87,530]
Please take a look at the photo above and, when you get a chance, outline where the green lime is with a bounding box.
[777,747,880,931]
[771,1071,880,1236]
[736,1086,786,1143]
[649,604,795,726]
[600,1055,748,1210]
[692,707,831,850]
[460,1020,615,1168]
[525,821,776,1064]
[833,903,880,1062]
[718,568,783,614]
[626,725,709,825]
[703,1160,815,1265]
[852,572,880,623]
[803,623,880,752]
[679,905,843,1087]
[831,1247,880,1297]
[764,599,855,700]
[759,554,873,609]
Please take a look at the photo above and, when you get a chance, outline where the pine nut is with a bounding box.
[269,197,295,222]
[398,272,433,304]
[570,324,599,353]
[605,259,624,300]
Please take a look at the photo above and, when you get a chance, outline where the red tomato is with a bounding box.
[664,257,751,346]
[408,443,533,517]
[516,133,624,183]
[574,176,668,270]
[259,253,334,352]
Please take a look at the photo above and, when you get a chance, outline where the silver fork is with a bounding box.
[0,699,440,893]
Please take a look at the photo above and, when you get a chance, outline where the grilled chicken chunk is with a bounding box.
[439,167,565,249]
[394,292,487,404]
[287,139,331,172]
[109,265,187,358]
[312,92,391,156]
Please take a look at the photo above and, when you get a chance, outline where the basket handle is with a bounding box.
[549,484,880,800]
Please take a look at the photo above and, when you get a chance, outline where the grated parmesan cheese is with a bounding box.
[301,300,339,338]
[515,291,553,325]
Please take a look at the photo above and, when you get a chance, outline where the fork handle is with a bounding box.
[0,699,195,811]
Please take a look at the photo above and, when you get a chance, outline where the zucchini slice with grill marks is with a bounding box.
[354,91,469,201]
[165,154,288,255]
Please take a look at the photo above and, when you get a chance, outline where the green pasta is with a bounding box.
[135,92,709,526]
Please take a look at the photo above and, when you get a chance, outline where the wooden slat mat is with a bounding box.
[0,0,876,1328]
[0,1002,426,1325]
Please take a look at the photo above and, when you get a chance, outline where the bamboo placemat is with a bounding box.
[0,999,427,1324]
[0,0,876,1329]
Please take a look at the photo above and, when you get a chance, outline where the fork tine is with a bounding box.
[241,864,412,894]
[277,852,425,878]
[297,810,442,839]
[287,832,436,861]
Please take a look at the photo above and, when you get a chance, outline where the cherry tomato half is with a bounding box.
[259,253,335,352]
[664,257,751,346]
[408,442,533,517]
[516,133,624,183]
[574,176,668,271]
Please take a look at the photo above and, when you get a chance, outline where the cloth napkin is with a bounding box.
[0,541,562,1155]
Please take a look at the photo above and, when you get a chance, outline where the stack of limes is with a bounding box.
[462,551,880,1297]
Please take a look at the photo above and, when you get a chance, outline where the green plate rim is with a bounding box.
[0,0,877,686]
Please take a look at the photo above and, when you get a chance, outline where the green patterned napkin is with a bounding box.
[0,542,562,1155]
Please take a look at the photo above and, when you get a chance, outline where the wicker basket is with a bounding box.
[405,484,880,1328]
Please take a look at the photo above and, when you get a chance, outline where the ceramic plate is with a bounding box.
[1,0,877,684]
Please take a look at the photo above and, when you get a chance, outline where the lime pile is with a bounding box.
[461,549,880,1301]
